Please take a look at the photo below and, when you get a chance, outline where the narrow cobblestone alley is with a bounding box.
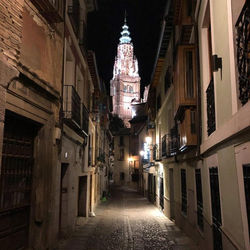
[57,186,198,250]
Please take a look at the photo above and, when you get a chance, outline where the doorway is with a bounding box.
[169,168,175,220]
[159,177,164,210]
[0,111,38,249]
[59,163,68,234]
[78,176,88,217]
[89,175,92,214]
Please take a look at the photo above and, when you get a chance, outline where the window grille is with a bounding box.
[243,164,250,236]
[181,169,187,214]
[195,169,204,230]
[236,3,250,105]
[206,80,216,136]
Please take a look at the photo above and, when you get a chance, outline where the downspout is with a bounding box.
[195,0,203,159]
[58,0,67,235]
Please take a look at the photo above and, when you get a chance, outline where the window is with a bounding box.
[185,50,194,98]
[164,68,171,94]
[190,110,196,134]
[235,3,250,105]
[157,94,161,111]
[202,2,213,81]
[161,135,166,157]
[129,86,133,93]
[124,85,127,92]
[243,164,250,236]
[181,169,187,214]
[202,3,216,136]
[206,80,216,135]
[209,167,222,249]
[119,148,124,161]
[88,134,92,166]
[195,169,204,230]
[120,172,125,180]
[119,136,124,146]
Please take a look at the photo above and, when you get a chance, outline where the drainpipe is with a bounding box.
[195,0,203,160]
[58,0,67,235]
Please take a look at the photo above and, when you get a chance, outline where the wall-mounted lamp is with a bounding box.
[128,157,133,162]
[139,150,145,156]
[145,136,152,144]
[212,54,222,79]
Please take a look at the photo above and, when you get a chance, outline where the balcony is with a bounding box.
[178,109,197,151]
[174,45,197,120]
[30,0,64,23]
[63,85,81,127]
[174,0,195,44]
[236,2,250,106]
[161,131,179,157]
[81,103,89,135]
[170,126,179,155]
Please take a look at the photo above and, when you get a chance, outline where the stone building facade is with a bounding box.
[110,18,140,127]
[139,0,250,249]
[0,0,110,249]
[0,0,64,249]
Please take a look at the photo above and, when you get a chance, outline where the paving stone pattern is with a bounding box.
[57,186,198,250]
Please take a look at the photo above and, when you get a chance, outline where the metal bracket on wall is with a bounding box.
[212,54,222,80]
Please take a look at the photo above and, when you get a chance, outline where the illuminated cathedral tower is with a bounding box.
[110,16,141,127]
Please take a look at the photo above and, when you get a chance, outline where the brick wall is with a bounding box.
[0,0,24,67]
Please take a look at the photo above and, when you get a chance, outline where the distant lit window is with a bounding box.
[120,172,125,180]
[119,136,124,146]
[119,148,124,161]
[157,94,161,111]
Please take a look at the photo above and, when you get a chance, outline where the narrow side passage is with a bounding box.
[57,186,198,250]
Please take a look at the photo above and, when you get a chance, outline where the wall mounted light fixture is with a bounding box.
[212,54,222,79]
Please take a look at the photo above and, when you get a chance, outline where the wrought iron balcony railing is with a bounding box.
[170,126,179,155]
[206,80,216,136]
[81,103,89,135]
[63,85,81,126]
[236,2,250,105]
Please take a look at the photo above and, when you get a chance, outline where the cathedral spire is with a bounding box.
[119,11,131,44]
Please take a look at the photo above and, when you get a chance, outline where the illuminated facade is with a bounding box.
[110,17,141,127]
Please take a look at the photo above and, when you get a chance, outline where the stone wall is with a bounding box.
[0,0,23,67]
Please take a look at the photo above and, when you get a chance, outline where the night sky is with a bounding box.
[88,0,167,96]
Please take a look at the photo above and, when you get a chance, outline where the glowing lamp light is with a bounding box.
[145,136,152,144]
[139,150,145,156]
[128,157,133,162]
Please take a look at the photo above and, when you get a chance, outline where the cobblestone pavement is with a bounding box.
[57,186,198,250]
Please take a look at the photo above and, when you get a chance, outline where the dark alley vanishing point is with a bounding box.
[57,186,198,250]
